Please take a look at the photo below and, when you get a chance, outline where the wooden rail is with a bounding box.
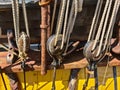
[0,50,120,73]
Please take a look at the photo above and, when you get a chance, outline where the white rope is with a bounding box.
[51,0,57,34]
[92,0,110,51]
[22,0,30,37]
[11,0,19,43]
[104,0,120,50]
[88,0,103,42]
[54,0,66,46]
[96,0,113,57]
[64,0,78,53]
[16,0,20,39]
[61,0,70,49]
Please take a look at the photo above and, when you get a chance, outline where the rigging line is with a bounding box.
[102,60,109,85]
[101,9,114,85]
[64,1,75,53]
[22,0,30,37]
[64,0,78,53]
[65,1,75,42]
[64,1,74,44]
[92,0,110,51]
[82,73,90,90]
[51,66,56,90]
[87,0,103,42]
[11,0,18,43]
[21,61,26,90]
[54,0,66,46]
[91,0,103,41]
[0,43,18,56]
[96,19,112,65]
[96,0,113,57]
[104,0,120,50]
[101,41,111,86]
[0,42,29,65]
[61,0,70,49]
[108,1,119,88]
[82,62,92,90]
[51,0,57,34]
[113,66,117,90]
[96,10,114,63]
[94,65,98,90]
[0,43,29,65]
[16,0,20,39]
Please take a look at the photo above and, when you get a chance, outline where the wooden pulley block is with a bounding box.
[47,34,64,56]
[83,40,105,61]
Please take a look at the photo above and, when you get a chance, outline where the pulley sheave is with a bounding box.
[47,34,65,57]
[83,40,105,61]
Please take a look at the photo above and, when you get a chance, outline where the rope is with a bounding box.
[102,58,109,85]
[104,0,120,50]
[51,66,56,90]
[96,0,113,57]
[0,43,17,56]
[22,0,30,37]
[54,0,66,46]
[113,66,117,90]
[94,65,98,90]
[16,0,20,40]
[61,0,70,49]
[48,0,79,85]
[51,0,57,34]
[11,1,30,89]
[87,0,119,59]
[11,0,19,43]
[82,73,90,90]
[87,0,103,42]
[64,0,78,53]
[0,43,29,66]
[82,64,93,90]
[92,0,110,51]
[21,61,26,90]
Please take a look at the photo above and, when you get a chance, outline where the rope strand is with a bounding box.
[22,0,30,37]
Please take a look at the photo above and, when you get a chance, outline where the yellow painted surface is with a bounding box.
[0,67,120,90]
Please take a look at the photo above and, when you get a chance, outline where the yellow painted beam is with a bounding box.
[0,67,120,90]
